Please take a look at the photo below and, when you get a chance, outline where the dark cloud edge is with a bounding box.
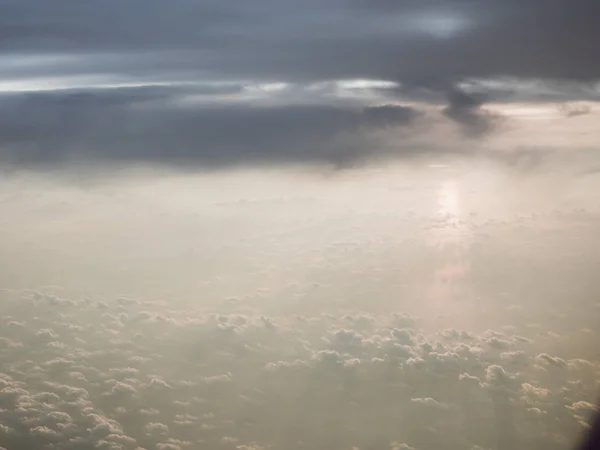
[0,82,596,171]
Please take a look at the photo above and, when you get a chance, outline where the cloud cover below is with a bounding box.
[1,287,599,450]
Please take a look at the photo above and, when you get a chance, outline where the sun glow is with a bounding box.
[437,180,460,220]
[426,178,472,312]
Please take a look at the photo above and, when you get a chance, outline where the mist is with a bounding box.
[2,150,600,449]
[2,0,600,448]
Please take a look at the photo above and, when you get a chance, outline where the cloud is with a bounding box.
[0,87,432,168]
[410,397,451,410]
[442,88,503,138]
[0,288,598,450]
[0,1,598,170]
[558,102,593,118]
[362,104,422,129]
[1,0,599,88]
[9,80,594,171]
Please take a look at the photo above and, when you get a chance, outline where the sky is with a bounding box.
[1,1,600,450]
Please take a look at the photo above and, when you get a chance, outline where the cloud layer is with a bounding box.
[0,289,598,450]
[0,0,599,168]
[0,88,429,167]
[2,0,600,85]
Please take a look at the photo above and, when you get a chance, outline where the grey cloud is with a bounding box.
[0,87,426,168]
[363,104,422,129]
[0,0,599,169]
[442,88,502,138]
[1,0,599,88]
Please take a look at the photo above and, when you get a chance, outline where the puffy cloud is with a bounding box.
[391,444,416,450]
[568,401,599,415]
[0,290,598,450]
[536,353,569,369]
[411,397,451,410]
[144,422,169,435]
[485,336,512,350]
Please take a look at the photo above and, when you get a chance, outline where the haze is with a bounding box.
[1,1,600,450]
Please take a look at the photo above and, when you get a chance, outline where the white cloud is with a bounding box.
[0,287,598,450]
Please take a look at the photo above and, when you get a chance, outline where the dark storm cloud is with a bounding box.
[0,0,598,167]
[442,88,501,138]
[363,104,422,129]
[0,87,423,167]
[1,0,599,85]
